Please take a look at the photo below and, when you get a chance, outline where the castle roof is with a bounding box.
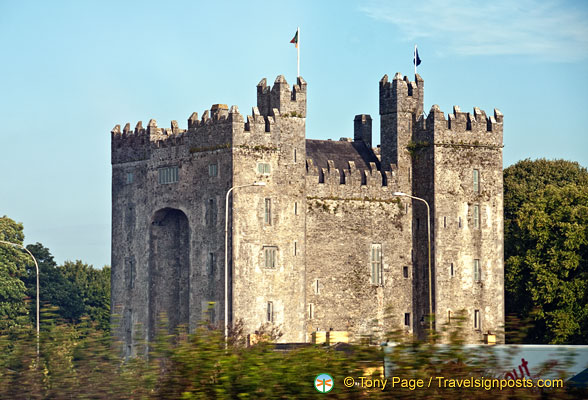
[305,139,380,172]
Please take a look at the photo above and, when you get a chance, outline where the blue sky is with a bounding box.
[1,0,587,268]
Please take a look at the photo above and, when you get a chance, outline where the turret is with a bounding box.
[257,75,307,117]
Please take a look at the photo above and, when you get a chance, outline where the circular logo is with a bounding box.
[314,373,334,393]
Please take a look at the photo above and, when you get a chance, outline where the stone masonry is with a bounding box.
[111,72,504,356]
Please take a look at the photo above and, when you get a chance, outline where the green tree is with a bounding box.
[60,260,111,331]
[504,159,588,344]
[0,216,30,330]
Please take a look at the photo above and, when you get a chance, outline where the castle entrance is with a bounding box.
[148,208,190,339]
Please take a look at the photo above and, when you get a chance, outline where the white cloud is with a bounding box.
[360,0,588,61]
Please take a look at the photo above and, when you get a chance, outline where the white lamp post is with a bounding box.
[392,192,433,340]
[0,240,40,354]
[224,182,266,341]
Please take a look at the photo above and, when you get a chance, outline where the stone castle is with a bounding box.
[111,72,504,355]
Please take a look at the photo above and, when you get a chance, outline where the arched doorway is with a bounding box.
[149,208,190,339]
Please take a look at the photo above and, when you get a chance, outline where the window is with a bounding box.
[308,303,314,319]
[264,247,277,269]
[403,266,409,278]
[448,310,452,324]
[264,198,271,225]
[474,259,481,282]
[208,253,215,276]
[294,241,297,256]
[294,149,297,163]
[158,166,179,184]
[370,244,382,285]
[450,263,454,277]
[473,169,480,193]
[474,309,480,330]
[313,279,320,294]
[207,301,216,324]
[257,162,271,175]
[473,204,480,228]
[208,164,218,177]
[444,216,447,228]
[206,198,217,226]
[404,313,411,327]
[458,217,462,228]
[267,301,274,322]
[125,258,135,289]
[294,202,298,215]
[126,172,134,184]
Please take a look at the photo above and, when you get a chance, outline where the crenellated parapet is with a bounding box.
[306,158,399,199]
[380,72,424,116]
[257,75,307,117]
[416,104,503,147]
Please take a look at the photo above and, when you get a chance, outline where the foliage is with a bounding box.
[21,243,111,332]
[504,159,588,344]
[0,216,30,330]
[0,317,583,399]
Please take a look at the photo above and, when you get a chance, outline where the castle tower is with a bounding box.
[379,73,424,193]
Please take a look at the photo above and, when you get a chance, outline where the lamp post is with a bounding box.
[0,240,40,354]
[392,192,433,340]
[224,182,266,342]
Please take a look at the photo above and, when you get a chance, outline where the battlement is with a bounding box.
[416,104,503,146]
[306,157,398,192]
[257,75,307,117]
[379,73,424,116]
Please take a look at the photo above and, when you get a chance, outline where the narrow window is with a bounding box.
[458,216,462,228]
[209,303,216,324]
[448,310,452,324]
[294,241,297,256]
[405,203,408,214]
[473,169,480,193]
[257,162,271,175]
[158,166,179,184]
[404,313,410,327]
[294,202,298,215]
[126,172,134,184]
[294,149,297,163]
[370,244,383,285]
[264,247,277,269]
[403,266,409,278]
[208,164,218,177]
[408,167,411,182]
[444,216,447,228]
[474,259,481,282]
[208,253,215,276]
[125,258,135,289]
[308,303,314,319]
[450,263,454,277]
[206,199,217,226]
[473,204,480,229]
[474,309,480,329]
[411,249,414,262]
[264,198,271,225]
[267,301,274,322]
[313,279,320,294]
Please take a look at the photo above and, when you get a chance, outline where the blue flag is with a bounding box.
[414,47,422,66]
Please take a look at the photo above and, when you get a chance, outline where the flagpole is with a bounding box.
[297,27,300,78]
[414,44,417,76]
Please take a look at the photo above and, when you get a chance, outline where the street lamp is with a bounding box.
[392,192,433,340]
[225,182,266,341]
[0,240,40,354]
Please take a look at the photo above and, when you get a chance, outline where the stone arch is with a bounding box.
[148,208,190,339]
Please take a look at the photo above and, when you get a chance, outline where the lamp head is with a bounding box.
[253,182,266,186]
[393,192,406,196]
